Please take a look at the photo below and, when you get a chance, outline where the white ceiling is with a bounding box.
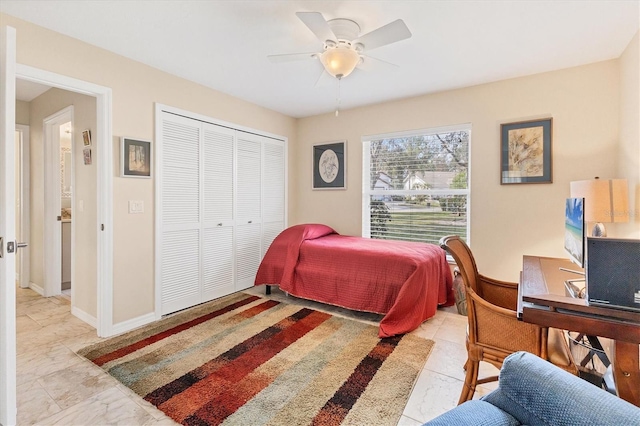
[2,1,638,118]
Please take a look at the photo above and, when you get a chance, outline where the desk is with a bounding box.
[519,255,640,407]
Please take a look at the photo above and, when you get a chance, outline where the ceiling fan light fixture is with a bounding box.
[320,46,360,79]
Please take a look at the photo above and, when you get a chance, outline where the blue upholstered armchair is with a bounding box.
[424,351,639,426]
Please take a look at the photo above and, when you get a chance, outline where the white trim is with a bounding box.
[0,24,17,426]
[15,124,30,289]
[154,104,163,321]
[43,106,73,298]
[28,281,44,296]
[155,103,287,143]
[110,312,156,336]
[362,122,473,142]
[15,64,114,337]
[71,306,97,329]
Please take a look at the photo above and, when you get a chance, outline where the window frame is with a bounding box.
[361,123,472,245]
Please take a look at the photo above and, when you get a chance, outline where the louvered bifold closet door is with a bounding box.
[262,140,285,256]
[159,113,202,315]
[202,123,235,301]
[235,132,262,290]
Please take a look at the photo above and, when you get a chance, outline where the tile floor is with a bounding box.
[15,285,498,425]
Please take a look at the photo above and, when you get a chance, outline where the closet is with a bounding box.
[156,107,286,315]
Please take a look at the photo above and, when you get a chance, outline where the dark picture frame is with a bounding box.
[121,137,151,178]
[312,141,346,190]
[500,118,552,184]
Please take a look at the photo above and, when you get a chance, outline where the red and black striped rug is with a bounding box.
[79,292,433,426]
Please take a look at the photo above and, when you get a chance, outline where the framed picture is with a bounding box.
[82,129,91,146]
[82,147,92,165]
[312,141,346,189]
[121,137,151,178]
[500,118,552,184]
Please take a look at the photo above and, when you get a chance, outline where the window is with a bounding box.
[362,124,470,245]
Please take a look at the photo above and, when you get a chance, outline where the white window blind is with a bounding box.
[362,124,471,245]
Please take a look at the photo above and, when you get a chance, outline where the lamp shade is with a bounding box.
[570,178,629,223]
[320,46,360,79]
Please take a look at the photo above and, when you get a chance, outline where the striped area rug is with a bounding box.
[79,292,434,426]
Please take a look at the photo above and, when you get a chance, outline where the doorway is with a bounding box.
[3,28,114,425]
[43,106,73,299]
[14,124,30,290]
[14,65,114,337]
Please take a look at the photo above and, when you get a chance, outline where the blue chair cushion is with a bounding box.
[482,351,640,426]
[423,400,520,426]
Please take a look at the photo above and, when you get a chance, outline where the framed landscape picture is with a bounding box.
[312,141,346,189]
[500,118,552,184]
[121,137,151,178]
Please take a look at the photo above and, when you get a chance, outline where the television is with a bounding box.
[564,197,585,268]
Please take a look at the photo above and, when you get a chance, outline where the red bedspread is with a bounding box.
[254,224,454,337]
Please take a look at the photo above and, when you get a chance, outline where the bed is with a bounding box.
[254,224,454,337]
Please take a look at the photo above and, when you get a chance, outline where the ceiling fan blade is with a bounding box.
[353,19,412,51]
[356,55,399,72]
[296,12,337,43]
[267,52,319,63]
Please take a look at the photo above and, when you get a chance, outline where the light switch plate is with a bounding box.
[129,200,144,214]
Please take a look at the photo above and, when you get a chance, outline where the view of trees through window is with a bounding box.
[363,126,470,245]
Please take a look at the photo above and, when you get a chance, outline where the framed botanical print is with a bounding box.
[500,118,552,184]
[312,141,346,189]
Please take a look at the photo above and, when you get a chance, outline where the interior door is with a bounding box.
[15,125,30,289]
[261,140,286,255]
[158,112,202,315]
[235,132,262,290]
[0,24,18,426]
[202,123,235,302]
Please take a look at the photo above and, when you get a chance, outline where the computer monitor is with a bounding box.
[564,197,585,268]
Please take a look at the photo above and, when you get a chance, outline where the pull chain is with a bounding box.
[335,76,342,117]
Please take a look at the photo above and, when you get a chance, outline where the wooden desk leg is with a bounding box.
[612,341,640,407]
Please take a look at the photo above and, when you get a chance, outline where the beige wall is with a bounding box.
[28,88,97,316]
[2,13,297,324]
[296,60,625,281]
[16,99,29,125]
[618,31,640,238]
[4,12,637,319]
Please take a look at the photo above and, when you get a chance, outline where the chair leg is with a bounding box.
[458,359,479,404]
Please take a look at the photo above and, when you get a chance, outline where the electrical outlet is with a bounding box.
[129,200,144,214]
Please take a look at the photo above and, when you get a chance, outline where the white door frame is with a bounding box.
[1,24,17,426]
[43,106,73,297]
[16,124,30,289]
[15,64,114,338]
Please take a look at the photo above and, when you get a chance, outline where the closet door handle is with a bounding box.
[16,241,28,249]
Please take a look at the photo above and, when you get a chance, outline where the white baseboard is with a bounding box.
[71,306,97,328]
[110,312,157,336]
[29,282,44,296]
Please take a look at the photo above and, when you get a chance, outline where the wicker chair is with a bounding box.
[439,235,577,404]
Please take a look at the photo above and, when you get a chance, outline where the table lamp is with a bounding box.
[570,177,629,237]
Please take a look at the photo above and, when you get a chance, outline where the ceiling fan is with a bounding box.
[268,12,412,81]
